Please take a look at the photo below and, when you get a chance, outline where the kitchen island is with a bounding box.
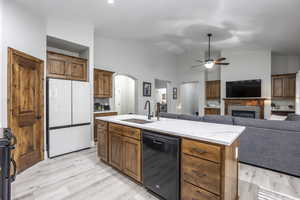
[95,114,245,200]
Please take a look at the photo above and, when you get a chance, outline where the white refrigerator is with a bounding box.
[47,79,91,158]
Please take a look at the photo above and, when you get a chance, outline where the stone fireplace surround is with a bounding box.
[223,98,266,119]
[229,105,260,118]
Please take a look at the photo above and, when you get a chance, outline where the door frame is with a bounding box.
[113,73,138,114]
[7,47,45,172]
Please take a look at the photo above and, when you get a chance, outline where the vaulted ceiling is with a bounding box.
[17,0,300,55]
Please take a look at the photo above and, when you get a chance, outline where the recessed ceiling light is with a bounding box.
[107,0,114,4]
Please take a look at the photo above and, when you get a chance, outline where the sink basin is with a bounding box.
[121,118,154,124]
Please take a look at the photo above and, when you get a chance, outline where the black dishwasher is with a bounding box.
[142,131,180,200]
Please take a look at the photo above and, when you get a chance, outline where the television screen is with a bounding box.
[226,79,261,98]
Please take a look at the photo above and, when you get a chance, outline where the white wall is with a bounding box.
[272,55,300,75]
[221,50,272,119]
[94,36,178,114]
[175,49,207,115]
[1,1,47,127]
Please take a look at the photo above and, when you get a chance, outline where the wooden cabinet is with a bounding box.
[94,69,113,98]
[205,108,220,115]
[47,51,87,81]
[96,120,108,162]
[272,74,296,98]
[105,123,142,182]
[206,80,220,100]
[123,136,141,181]
[181,138,239,200]
[109,131,123,170]
[94,112,117,142]
[98,121,239,199]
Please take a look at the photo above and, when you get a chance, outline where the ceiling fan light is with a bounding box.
[205,61,214,69]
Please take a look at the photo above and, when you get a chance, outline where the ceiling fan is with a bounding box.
[191,33,230,70]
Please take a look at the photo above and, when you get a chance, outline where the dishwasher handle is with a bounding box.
[152,139,164,145]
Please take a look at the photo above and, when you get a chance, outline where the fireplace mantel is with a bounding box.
[223,98,267,119]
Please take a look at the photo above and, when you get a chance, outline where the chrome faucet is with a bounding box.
[144,100,153,120]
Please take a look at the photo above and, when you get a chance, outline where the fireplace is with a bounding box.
[223,98,266,119]
[232,110,256,118]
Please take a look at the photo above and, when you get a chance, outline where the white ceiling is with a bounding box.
[17,0,300,55]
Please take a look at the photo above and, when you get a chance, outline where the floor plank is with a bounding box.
[12,148,300,200]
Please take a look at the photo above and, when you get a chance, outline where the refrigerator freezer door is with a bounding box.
[49,125,91,158]
[72,81,91,124]
[48,79,72,127]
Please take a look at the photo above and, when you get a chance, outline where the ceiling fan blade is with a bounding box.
[216,57,226,62]
[195,59,205,63]
[215,62,230,65]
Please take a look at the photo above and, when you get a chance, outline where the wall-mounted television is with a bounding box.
[226,79,261,98]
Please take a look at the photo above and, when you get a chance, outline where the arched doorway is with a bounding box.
[114,74,137,114]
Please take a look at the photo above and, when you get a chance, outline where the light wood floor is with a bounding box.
[12,148,300,200]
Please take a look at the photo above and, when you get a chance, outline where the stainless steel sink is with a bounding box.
[121,118,154,124]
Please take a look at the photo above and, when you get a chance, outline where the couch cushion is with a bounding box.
[234,117,300,132]
[286,113,300,121]
[203,115,234,125]
[159,112,180,119]
[239,126,300,177]
[178,114,203,121]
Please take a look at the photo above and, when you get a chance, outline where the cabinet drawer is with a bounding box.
[123,126,141,140]
[96,120,107,129]
[109,123,124,134]
[182,181,220,200]
[182,154,221,195]
[182,139,221,163]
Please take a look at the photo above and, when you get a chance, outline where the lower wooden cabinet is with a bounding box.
[181,138,239,200]
[109,132,123,170]
[102,122,142,183]
[96,121,108,162]
[205,108,220,115]
[94,112,117,142]
[97,121,239,199]
[182,181,220,200]
[122,137,141,182]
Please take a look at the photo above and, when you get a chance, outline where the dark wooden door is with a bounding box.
[102,72,112,97]
[109,132,123,170]
[96,121,108,162]
[206,80,220,99]
[47,51,69,79]
[8,48,44,172]
[122,136,141,182]
[284,76,296,97]
[94,69,100,97]
[272,77,284,97]
[69,58,87,81]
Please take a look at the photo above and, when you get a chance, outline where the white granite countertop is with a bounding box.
[96,114,245,146]
[94,110,117,114]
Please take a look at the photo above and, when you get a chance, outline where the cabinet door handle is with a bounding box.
[192,148,207,154]
[192,170,207,178]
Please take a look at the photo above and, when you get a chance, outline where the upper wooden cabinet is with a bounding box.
[47,51,88,81]
[94,69,113,98]
[272,73,296,98]
[206,80,220,100]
